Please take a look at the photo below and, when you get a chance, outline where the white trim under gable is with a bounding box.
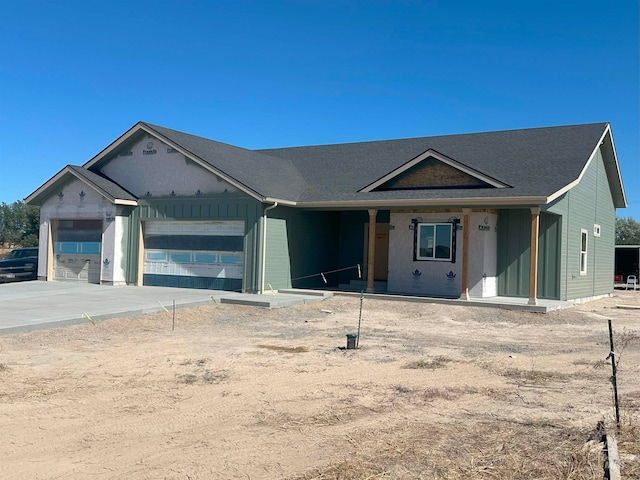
[358,149,511,193]
[546,124,627,208]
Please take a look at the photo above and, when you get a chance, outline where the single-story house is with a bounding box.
[25,121,627,305]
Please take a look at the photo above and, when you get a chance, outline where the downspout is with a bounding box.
[260,201,278,294]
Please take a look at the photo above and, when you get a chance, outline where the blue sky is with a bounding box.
[1,0,638,218]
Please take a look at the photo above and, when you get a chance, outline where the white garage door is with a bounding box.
[142,221,244,291]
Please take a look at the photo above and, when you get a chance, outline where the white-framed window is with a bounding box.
[580,229,588,275]
[593,224,601,237]
[415,223,453,261]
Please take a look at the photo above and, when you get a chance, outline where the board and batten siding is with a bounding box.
[546,147,615,300]
[496,209,561,300]
[126,194,263,292]
[265,217,292,290]
[497,210,531,298]
[265,207,342,290]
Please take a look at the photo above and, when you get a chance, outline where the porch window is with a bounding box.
[415,223,453,261]
[580,229,588,275]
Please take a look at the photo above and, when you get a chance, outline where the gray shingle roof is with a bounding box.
[67,166,137,201]
[258,123,610,203]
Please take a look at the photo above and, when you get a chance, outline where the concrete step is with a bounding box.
[277,288,333,298]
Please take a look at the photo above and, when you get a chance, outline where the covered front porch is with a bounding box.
[264,205,554,305]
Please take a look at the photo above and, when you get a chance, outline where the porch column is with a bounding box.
[528,207,540,305]
[460,208,471,300]
[367,209,377,293]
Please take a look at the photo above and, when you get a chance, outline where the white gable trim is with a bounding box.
[547,124,627,208]
[83,122,264,202]
[24,166,137,206]
[359,149,510,193]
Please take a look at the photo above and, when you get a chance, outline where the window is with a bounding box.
[580,229,588,275]
[593,224,601,237]
[415,223,453,261]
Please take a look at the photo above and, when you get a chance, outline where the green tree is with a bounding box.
[616,217,640,245]
[0,201,40,247]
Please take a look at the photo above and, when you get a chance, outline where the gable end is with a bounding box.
[360,149,510,192]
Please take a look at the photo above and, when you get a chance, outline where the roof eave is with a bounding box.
[291,196,549,209]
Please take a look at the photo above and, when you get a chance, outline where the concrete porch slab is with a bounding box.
[334,291,574,313]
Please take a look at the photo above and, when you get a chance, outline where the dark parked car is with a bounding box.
[0,247,38,283]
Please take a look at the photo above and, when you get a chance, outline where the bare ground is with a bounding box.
[1,290,639,479]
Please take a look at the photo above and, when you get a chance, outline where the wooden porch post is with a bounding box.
[460,208,471,300]
[528,207,540,305]
[367,209,377,293]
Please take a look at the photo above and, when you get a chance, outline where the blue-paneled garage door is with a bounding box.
[142,221,244,291]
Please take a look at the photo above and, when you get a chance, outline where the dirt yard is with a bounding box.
[1,291,639,479]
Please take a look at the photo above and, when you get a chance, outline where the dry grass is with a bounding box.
[617,419,640,477]
[499,367,575,385]
[257,344,310,353]
[402,356,453,370]
[257,405,375,430]
[1,291,639,479]
[291,420,605,480]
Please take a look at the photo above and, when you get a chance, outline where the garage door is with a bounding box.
[53,219,102,283]
[143,221,244,291]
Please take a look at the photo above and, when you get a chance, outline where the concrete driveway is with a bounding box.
[0,281,330,334]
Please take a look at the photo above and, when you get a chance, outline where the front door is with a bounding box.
[364,223,390,281]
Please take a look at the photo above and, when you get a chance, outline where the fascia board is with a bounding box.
[293,196,548,209]
[359,149,510,193]
[547,125,627,207]
[263,197,297,206]
[24,167,73,204]
[603,125,628,208]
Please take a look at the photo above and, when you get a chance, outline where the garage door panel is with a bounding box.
[144,235,244,251]
[52,220,102,284]
[143,221,244,291]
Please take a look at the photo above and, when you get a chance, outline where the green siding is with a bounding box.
[594,150,616,295]
[544,195,569,300]
[497,210,531,297]
[265,209,390,290]
[126,194,262,292]
[265,217,292,290]
[554,148,615,300]
[537,212,561,299]
[499,147,617,302]
[125,207,140,285]
[265,207,341,289]
[496,210,561,299]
